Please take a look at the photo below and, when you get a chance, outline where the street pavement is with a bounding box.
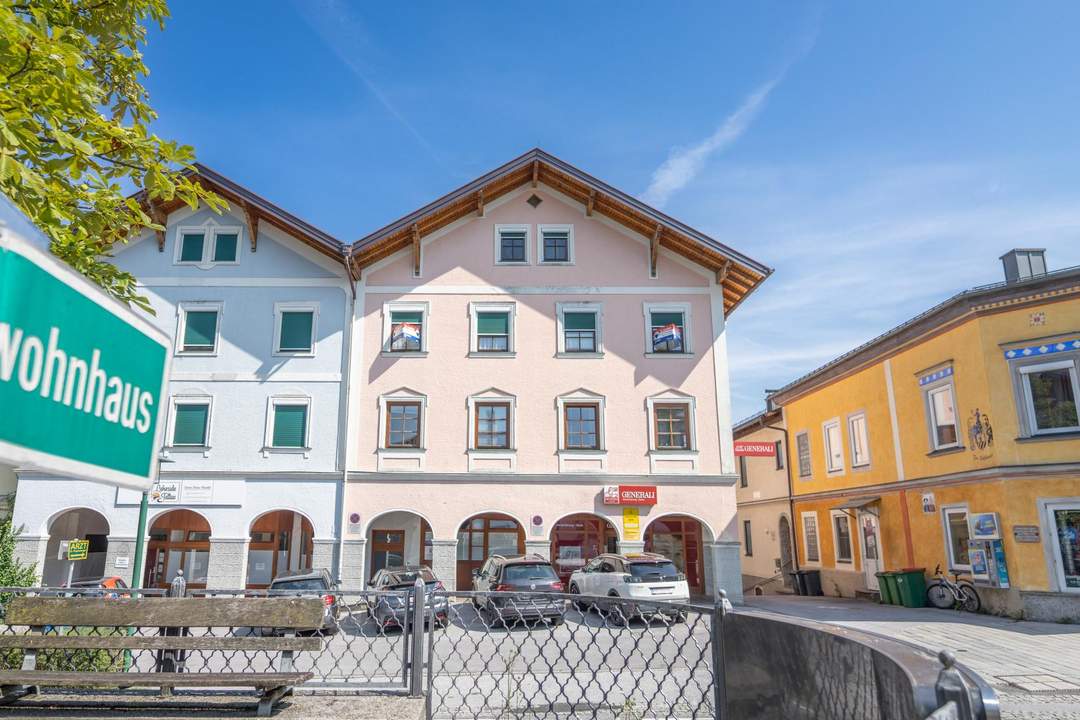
[745,594,1080,720]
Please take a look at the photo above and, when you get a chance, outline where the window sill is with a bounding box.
[556,352,604,359]
[468,448,517,454]
[650,449,698,456]
[380,351,428,359]
[377,447,425,472]
[495,261,530,266]
[379,447,426,454]
[468,351,516,359]
[538,261,575,267]
[558,449,607,455]
[926,445,966,457]
[1015,430,1080,443]
[274,350,316,358]
[644,352,695,359]
[261,446,311,459]
[177,350,218,357]
[162,446,211,458]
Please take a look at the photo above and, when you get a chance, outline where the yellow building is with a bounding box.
[768,250,1080,620]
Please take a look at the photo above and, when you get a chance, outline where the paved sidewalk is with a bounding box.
[745,595,1080,719]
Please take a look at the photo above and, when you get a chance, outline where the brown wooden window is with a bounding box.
[654,404,690,450]
[386,401,421,448]
[563,404,599,449]
[475,402,510,448]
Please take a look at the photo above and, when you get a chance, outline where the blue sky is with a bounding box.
[144,2,1080,420]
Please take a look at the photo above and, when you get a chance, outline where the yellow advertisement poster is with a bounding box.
[622,507,640,541]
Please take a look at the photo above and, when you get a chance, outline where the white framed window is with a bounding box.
[381,301,429,356]
[801,512,820,565]
[164,394,213,455]
[643,302,693,357]
[466,389,517,472]
[1045,500,1080,593]
[925,381,960,451]
[822,419,844,474]
[848,412,870,468]
[1018,359,1080,435]
[831,510,853,564]
[173,224,242,267]
[796,431,812,478]
[175,302,223,356]
[537,224,574,265]
[263,395,312,457]
[555,302,603,357]
[494,224,530,265]
[273,302,318,356]
[942,505,971,571]
[469,302,515,356]
[555,389,607,473]
[645,390,699,474]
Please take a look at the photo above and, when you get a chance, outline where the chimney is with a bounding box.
[1000,249,1047,283]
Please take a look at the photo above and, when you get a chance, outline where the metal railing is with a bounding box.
[0,584,998,719]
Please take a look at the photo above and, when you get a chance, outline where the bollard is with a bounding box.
[711,589,728,720]
[409,577,426,696]
[158,570,188,686]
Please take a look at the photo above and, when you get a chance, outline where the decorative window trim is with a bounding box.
[162,393,213,457]
[381,301,430,357]
[272,302,319,357]
[494,224,531,265]
[830,509,854,565]
[175,302,223,357]
[466,389,517,472]
[800,511,820,566]
[941,504,971,571]
[555,301,604,357]
[1016,357,1080,436]
[376,389,427,471]
[822,418,844,475]
[795,431,812,479]
[262,394,312,458]
[923,377,962,451]
[468,301,516,357]
[642,301,694,358]
[555,390,607,473]
[173,223,243,268]
[646,391,698,474]
[847,411,871,469]
[537,224,575,265]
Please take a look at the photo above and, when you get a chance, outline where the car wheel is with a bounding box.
[550,615,565,627]
[673,611,687,624]
[606,594,627,626]
[569,584,588,611]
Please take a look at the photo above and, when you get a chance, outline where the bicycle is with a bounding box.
[925,563,981,612]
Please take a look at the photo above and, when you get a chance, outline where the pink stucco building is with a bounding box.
[340,150,771,600]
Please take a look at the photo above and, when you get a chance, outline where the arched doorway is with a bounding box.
[779,515,794,589]
[549,513,618,585]
[456,513,524,589]
[644,514,713,596]
[366,511,433,583]
[247,511,314,588]
[44,509,109,587]
[144,510,211,589]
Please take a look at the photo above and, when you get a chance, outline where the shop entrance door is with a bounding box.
[859,511,882,590]
[370,530,406,579]
[456,514,524,589]
[1047,502,1080,592]
[645,516,704,594]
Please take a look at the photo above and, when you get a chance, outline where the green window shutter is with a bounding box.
[563,312,596,330]
[650,311,684,327]
[391,311,423,324]
[180,233,205,262]
[213,233,238,262]
[477,312,509,334]
[272,404,307,448]
[173,404,209,445]
[183,311,218,350]
[279,311,314,351]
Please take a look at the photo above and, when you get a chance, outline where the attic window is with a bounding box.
[527,194,543,208]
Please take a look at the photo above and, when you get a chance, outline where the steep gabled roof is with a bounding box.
[349,148,772,315]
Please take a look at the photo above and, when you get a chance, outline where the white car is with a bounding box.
[568,553,690,623]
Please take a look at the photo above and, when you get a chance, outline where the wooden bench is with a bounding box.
[0,596,326,716]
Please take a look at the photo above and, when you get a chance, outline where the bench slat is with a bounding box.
[0,671,312,689]
[5,597,326,629]
[0,635,322,652]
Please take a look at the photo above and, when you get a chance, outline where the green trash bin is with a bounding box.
[875,572,895,604]
[894,568,927,608]
[881,572,901,605]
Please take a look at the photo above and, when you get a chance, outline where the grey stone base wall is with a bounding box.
[104,536,136,581]
[311,539,337,576]
[1018,590,1080,622]
[339,539,366,590]
[13,536,47,582]
[816,567,864,598]
[205,539,248,589]
[431,540,458,591]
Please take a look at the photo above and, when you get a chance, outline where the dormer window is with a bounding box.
[175,225,242,267]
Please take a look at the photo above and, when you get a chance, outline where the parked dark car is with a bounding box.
[369,566,449,629]
[268,568,340,634]
[472,554,565,626]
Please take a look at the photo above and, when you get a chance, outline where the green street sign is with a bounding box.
[67,539,89,561]
[0,198,170,490]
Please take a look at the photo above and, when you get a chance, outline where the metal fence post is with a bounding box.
[409,577,426,697]
[711,589,728,720]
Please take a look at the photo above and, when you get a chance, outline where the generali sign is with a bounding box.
[603,485,658,506]
[733,441,776,457]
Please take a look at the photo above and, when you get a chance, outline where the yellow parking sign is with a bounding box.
[622,507,640,541]
[67,539,89,561]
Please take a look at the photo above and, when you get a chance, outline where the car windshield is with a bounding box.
[270,578,328,591]
[627,562,680,580]
[502,564,559,583]
[386,569,437,587]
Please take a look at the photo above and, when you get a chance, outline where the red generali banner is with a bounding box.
[603,485,658,506]
[733,441,776,457]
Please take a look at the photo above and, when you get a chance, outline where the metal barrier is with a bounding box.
[0,585,999,719]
